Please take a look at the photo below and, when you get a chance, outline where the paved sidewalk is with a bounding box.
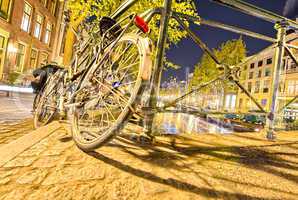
[0,93,34,123]
[0,119,34,147]
[0,123,297,200]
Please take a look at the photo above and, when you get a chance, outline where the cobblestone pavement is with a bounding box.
[0,124,297,200]
[0,119,34,147]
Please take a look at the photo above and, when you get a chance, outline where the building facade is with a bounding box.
[0,0,65,81]
[236,30,298,114]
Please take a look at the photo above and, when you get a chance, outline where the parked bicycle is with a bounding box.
[35,0,298,151]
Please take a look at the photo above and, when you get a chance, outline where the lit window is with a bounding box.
[295,81,298,94]
[255,81,260,93]
[30,49,38,68]
[40,52,48,65]
[21,3,32,32]
[16,43,26,72]
[249,72,253,79]
[288,80,295,95]
[50,0,57,15]
[0,0,13,20]
[239,98,243,108]
[263,80,270,93]
[265,68,271,77]
[44,23,52,45]
[41,0,47,7]
[34,15,43,39]
[257,70,262,78]
[248,82,252,93]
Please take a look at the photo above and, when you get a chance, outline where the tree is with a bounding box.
[64,0,198,66]
[190,37,247,92]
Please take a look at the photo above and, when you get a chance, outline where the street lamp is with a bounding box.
[7,43,17,54]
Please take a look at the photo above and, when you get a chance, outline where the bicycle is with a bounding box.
[33,9,144,128]
[70,0,298,151]
[33,15,101,128]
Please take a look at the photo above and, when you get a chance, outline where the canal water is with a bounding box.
[153,113,233,135]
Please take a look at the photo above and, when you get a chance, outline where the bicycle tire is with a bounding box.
[71,33,152,151]
[33,73,64,128]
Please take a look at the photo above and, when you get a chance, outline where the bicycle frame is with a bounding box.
[110,0,298,138]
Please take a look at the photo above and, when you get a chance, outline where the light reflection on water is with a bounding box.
[153,113,233,135]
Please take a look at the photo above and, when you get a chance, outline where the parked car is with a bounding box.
[242,114,265,125]
[224,113,240,120]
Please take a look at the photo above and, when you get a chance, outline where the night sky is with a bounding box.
[163,0,298,82]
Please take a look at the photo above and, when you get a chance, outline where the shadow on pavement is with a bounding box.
[87,150,282,200]
[84,133,298,199]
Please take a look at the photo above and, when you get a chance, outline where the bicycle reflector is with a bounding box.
[134,15,149,33]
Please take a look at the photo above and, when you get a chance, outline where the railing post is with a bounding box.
[143,0,172,136]
[267,20,288,140]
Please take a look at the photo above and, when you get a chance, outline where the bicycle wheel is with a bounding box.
[33,72,64,128]
[71,33,152,151]
[32,90,43,112]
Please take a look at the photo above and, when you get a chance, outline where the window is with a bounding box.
[0,35,7,77]
[40,52,48,64]
[279,81,286,93]
[243,65,247,70]
[258,60,263,67]
[21,3,32,32]
[290,61,297,69]
[239,98,243,108]
[60,27,67,55]
[0,0,12,20]
[265,68,271,77]
[263,80,270,93]
[50,0,57,15]
[16,43,26,72]
[266,58,272,65]
[30,49,38,68]
[34,15,43,39]
[41,0,47,7]
[249,72,253,79]
[255,81,260,93]
[288,80,295,95]
[257,70,262,78]
[44,23,52,45]
[248,82,252,93]
[250,63,255,69]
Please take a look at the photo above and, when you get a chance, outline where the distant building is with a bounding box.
[0,0,66,81]
[236,29,298,113]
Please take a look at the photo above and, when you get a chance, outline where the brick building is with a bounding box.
[0,0,65,81]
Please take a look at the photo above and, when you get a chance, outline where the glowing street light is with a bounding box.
[7,44,17,54]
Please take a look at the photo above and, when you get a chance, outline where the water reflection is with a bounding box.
[153,113,233,135]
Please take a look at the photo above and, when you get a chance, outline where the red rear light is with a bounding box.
[134,15,149,33]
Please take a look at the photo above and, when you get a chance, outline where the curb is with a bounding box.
[0,121,61,167]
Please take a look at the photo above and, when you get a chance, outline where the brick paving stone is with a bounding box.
[32,156,62,168]
[42,164,106,185]
[0,119,34,147]
[16,169,48,185]
[3,157,37,168]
